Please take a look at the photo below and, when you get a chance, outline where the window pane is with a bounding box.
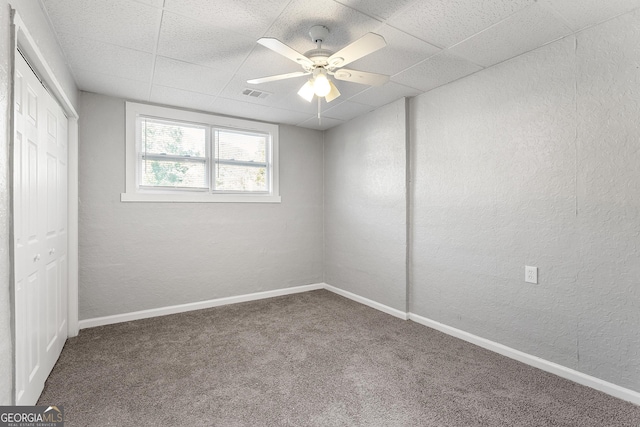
[215,130,266,163]
[215,164,267,192]
[141,158,207,188]
[142,118,206,157]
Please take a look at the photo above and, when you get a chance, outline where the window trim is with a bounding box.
[122,102,280,203]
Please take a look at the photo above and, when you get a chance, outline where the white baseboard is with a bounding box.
[79,283,325,329]
[409,312,640,406]
[80,282,407,329]
[323,283,408,320]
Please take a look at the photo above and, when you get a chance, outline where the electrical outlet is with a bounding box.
[525,266,538,284]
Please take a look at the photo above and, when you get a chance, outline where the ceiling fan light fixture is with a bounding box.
[325,80,341,103]
[298,80,315,102]
[313,72,331,97]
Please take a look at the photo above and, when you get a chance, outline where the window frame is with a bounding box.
[122,102,280,203]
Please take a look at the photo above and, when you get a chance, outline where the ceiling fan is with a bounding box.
[247,25,389,106]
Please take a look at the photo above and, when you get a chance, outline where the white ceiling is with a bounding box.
[40,0,640,130]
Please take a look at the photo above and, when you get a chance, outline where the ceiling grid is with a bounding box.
[40,0,640,130]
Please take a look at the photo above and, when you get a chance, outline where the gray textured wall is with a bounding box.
[411,10,640,392]
[0,0,78,404]
[78,92,324,319]
[574,11,640,391]
[324,99,407,312]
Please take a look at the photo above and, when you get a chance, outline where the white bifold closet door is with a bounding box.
[13,51,68,405]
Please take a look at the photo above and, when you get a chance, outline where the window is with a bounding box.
[214,129,269,193]
[122,102,280,203]
[140,118,208,190]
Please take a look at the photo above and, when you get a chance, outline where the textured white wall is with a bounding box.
[324,99,407,312]
[0,0,78,404]
[78,92,324,319]
[411,10,640,392]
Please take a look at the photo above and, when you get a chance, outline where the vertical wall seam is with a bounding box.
[321,129,325,284]
[405,97,411,315]
[573,34,581,368]
[574,36,579,219]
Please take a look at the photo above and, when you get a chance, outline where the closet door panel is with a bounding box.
[14,51,69,405]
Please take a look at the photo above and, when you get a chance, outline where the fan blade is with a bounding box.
[247,71,310,84]
[257,38,314,67]
[325,80,341,102]
[327,33,386,68]
[333,69,389,86]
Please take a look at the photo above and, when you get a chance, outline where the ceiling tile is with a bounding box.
[74,69,150,101]
[163,0,290,39]
[157,12,256,70]
[41,0,161,52]
[541,0,640,31]
[276,93,343,116]
[449,3,573,68]
[335,0,416,20]
[347,25,441,76]
[218,74,305,106]
[149,85,216,111]
[387,0,536,48]
[297,116,345,131]
[264,0,383,53]
[325,78,370,100]
[323,100,375,121]
[209,97,313,125]
[153,57,232,95]
[280,91,351,115]
[349,82,420,107]
[56,33,154,82]
[392,51,483,92]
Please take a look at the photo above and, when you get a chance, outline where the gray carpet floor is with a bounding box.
[39,290,640,426]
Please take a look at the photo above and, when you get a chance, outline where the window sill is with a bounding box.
[120,192,281,203]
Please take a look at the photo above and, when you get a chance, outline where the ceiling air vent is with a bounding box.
[242,88,271,99]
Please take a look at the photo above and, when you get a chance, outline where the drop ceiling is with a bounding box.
[40,0,640,130]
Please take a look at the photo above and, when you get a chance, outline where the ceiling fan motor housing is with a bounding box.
[304,49,334,68]
[309,25,330,44]
[303,26,334,70]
